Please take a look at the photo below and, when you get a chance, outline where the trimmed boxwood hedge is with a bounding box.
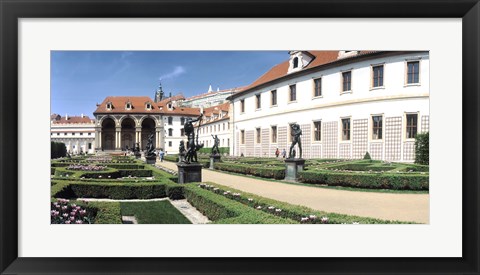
[214,162,285,179]
[327,163,396,172]
[197,182,413,224]
[298,170,428,190]
[183,184,296,224]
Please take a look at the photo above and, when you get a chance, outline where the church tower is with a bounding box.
[154,82,164,103]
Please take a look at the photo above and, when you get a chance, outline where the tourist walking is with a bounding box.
[275,148,280,158]
[159,149,165,162]
[282,149,286,159]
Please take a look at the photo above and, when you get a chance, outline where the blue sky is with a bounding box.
[51,51,288,117]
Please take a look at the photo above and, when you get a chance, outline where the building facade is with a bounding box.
[181,85,245,108]
[93,94,199,153]
[228,51,429,162]
[50,114,96,154]
[196,102,231,149]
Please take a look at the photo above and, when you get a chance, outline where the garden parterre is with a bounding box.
[51,155,418,224]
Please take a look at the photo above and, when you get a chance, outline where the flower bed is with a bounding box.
[51,199,94,224]
[67,164,108,171]
[214,162,285,179]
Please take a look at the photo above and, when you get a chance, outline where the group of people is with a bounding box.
[275,148,287,159]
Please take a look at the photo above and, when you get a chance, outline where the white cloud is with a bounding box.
[159,66,186,80]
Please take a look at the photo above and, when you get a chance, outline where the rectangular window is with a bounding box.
[80,133,83,136]
[180,129,185,136]
[407,61,420,84]
[240,99,245,113]
[168,129,173,136]
[372,116,383,139]
[180,117,185,125]
[57,133,60,136]
[64,133,67,136]
[72,133,75,136]
[256,94,261,109]
[342,71,352,92]
[88,133,91,136]
[271,126,277,143]
[342,118,351,141]
[406,114,418,139]
[168,141,172,147]
[314,121,321,141]
[256,128,261,143]
[372,65,384,87]
[241,130,245,144]
[314,78,322,97]
[227,138,230,147]
[168,117,173,125]
[223,123,225,131]
[88,143,92,149]
[271,90,277,106]
[289,85,296,101]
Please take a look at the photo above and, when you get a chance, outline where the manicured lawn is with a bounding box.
[120,201,191,224]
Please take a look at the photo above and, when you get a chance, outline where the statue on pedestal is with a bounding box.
[288,123,302,159]
[145,133,156,158]
[211,134,220,155]
[184,114,204,163]
[178,140,186,162]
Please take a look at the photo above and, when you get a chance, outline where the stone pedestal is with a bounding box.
[209,154,221,170]
[145,156,157,165]
[284,158,306,181]
[177,163,203,184]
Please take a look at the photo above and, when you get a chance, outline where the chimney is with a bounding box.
[65,113,68,120]
[81,113,84,118]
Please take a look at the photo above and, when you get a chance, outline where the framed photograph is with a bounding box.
[1,0,478,274]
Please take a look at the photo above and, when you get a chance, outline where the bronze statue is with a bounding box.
[184,114,204,163]
[288,123,302,159]
[145,132,156,158]
[211,134,220,155]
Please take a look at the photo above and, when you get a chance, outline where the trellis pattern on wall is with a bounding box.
[369,142,383,160]
[352,119,368,159]
[246,130,254,157]
[339,143,351,159]
[312,144,322,158]
[421,115,429,133]
[385,117,402,161]
[261,128,270,157]
[322,121,338,158]
[278,126,288,156]
[300,124,311,159]
[235,132,240,156]
[403,141,415,161]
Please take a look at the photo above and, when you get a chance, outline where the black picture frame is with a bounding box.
[1,0,479,274]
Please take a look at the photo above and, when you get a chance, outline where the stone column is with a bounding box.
[98,131,102,149]
[135,127,142,149]
[115,127,121,150]
[155,128,161,149]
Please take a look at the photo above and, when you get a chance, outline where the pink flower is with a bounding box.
[75,220,83,224]
[65,220,71,224]
[70,216,75,221]
[62,213,69,218]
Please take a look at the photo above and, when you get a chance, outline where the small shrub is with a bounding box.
[51,141,67,159]
[363,152,371,160]
[415,132,429,165]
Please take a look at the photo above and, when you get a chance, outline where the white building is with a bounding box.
[50,114,96,154]
[196,102,231,149]
[181,85,245,108]
[228,51,429,162]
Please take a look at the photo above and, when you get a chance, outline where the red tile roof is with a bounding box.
[232,51,380,99]
[94,96,200,116]
[52,116,94,124]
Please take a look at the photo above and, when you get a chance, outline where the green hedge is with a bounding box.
[183,184,296,224]
[51,141,67,159]
[163,155,178,162]
[197,147,230,155]
[82,201,122,224]
[214,162,285,179]
[196,182,412,224]
[415,132,429,165]
[298,170,428,190]
[327,163,395,172]
[51,181,168,200]
[166,185,184,200]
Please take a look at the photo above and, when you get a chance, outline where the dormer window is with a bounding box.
[125,101,132,110]
[106,102,113,111]
[288,51,313,74]
[145,102,152,110]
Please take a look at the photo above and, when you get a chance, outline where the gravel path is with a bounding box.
[157,160,429,223]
